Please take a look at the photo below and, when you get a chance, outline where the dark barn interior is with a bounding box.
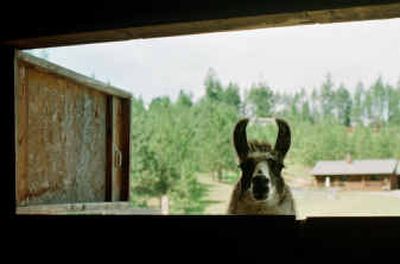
[2,0,400,261]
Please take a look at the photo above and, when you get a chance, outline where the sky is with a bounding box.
[28,18,400,103]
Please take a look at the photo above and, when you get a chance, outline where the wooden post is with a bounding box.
[15,59,29,205]
[111,97,121,201]
[161,195,169,215]
[389,175,397,190]
[120,98,131,201]
[106,96,131,202]
[325,176,331,188]
[384,176,389,191]
[362,175,366,190]
[105,97,114,201]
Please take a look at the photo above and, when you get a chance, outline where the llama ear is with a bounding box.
[233,118,250,161]
[274,118,291,160]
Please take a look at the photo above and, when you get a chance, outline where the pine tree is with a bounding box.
[335,84,352,127]
[246,82,275,117]
[320,73,335,119]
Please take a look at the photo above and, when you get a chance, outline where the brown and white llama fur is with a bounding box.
[227,118,296,215]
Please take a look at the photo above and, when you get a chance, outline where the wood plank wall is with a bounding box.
[16,53,131,206]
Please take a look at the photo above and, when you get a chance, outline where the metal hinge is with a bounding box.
[114,145,122,168]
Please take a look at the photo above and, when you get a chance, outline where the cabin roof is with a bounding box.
[311,159,399,176]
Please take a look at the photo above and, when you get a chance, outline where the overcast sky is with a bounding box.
[29,18,400,103]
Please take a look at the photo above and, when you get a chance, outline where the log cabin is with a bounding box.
[311,158,399,191]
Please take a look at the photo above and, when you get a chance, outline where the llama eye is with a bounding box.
[239,160,254,174]
[239,163,246,172]
[239,162,250,171]
[240,164,250,172]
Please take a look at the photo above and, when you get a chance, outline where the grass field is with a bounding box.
[196,164,400,219]
[292,188,400,219]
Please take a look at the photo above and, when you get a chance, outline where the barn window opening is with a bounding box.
[17,17,400,218]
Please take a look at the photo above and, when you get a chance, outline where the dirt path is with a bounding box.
[197,174,234,214]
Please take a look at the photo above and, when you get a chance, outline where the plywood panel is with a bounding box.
[17,63,108,205]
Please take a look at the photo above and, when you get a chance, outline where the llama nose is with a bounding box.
[252,175,269,187]
[252,175,269,200]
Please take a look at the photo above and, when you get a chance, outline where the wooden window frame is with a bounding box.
[2,1,400,259]
[13,52,133,213]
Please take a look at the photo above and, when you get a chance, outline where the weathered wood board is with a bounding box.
[110,97,131,201]
[16,202,161,215]
[16,52,131,206]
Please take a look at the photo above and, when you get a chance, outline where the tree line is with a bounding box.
[130,68,400,213]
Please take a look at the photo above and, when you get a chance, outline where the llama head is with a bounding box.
[233,118,291,203]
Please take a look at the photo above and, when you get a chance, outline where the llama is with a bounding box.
[227,118,296,215]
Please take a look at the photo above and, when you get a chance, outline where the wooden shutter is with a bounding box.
[15,52,131,210]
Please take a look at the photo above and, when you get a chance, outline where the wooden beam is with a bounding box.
[111,97,121,201]
[16,202,161,215]
[15,59,29,204]
[121,98,131,201]
[3,2,400,49]
[105,96,114,202]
